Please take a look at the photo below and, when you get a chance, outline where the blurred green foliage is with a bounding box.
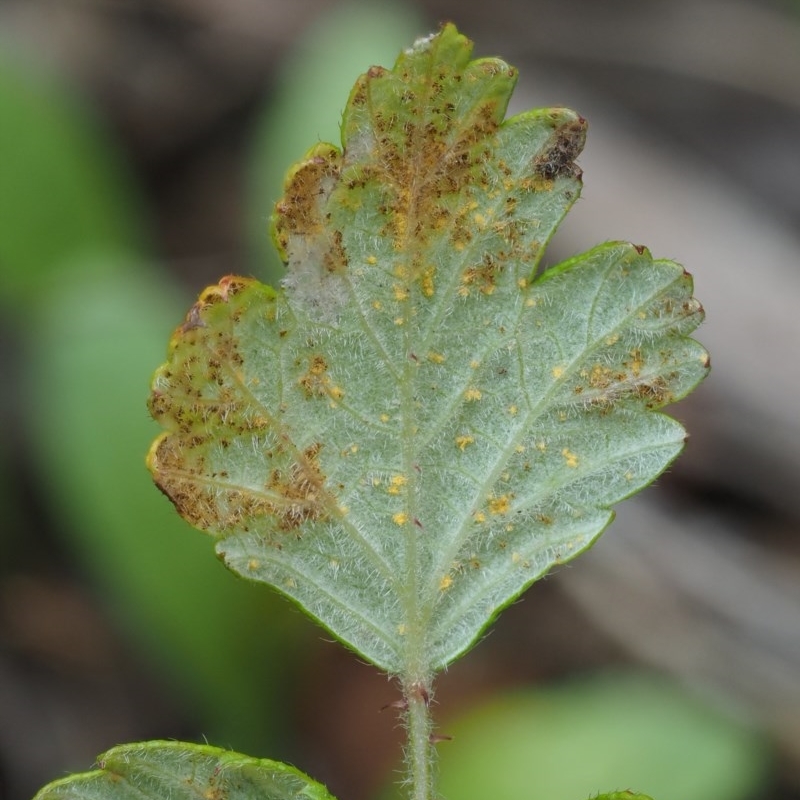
[0,56,146,315]
[435,673,768,800]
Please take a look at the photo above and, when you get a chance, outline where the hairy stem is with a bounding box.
[404,680,435,800]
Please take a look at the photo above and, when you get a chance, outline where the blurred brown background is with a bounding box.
[1,1,799,800]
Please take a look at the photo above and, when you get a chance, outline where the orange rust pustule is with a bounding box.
[462,253,501,294]
[631,376,674,409]
[265,442,328,532]
[298,354,336,398]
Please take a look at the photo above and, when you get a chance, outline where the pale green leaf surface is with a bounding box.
[34,741,336,800]
[147,25,708,678]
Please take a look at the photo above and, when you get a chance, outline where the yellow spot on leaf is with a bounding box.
[515,444,525,453]
[394,316,405,325]
[488,494,511,515]
[508,404,518,415]
[562,448,579,468]
[474,511,486,524]
[398,624,406,636]
[393,512,409,526]
[455,435,475,451]
[439,574,453,591]
[470,359,480,369]
[393,285,409,301]
[464,387,482,401]
[247,559,260,571]
[552,365,565,379]
[605,333,620,346]
[421,268,435,297]
[380,413,391,423]
[387,474,407,495]
[366,255,377,265]
[428,351,445,364]
[373,300,382,310]
[629,348,644,377]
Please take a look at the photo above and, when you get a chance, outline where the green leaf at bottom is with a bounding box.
[34,742,336,800]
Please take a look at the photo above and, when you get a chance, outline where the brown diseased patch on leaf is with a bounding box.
[273,146,346,269]
[533,115,587,181]
[631,375,674,409]
[150,435,329,535]
[341,51,515,294]
[298,353,344,400]
[179,275,252,333]
[148,274,330,536]
[266,442,328,531]
[151,277,260,431]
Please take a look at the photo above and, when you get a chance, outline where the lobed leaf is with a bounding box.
[34,741,336,800]
[147,24,708,679]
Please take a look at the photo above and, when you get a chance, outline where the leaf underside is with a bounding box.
[147,24,708,679]
[34,742,336,800]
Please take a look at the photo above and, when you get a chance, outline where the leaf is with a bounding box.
[147,24,708,680]
[33,741,337,800]
[0,55,146,313]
